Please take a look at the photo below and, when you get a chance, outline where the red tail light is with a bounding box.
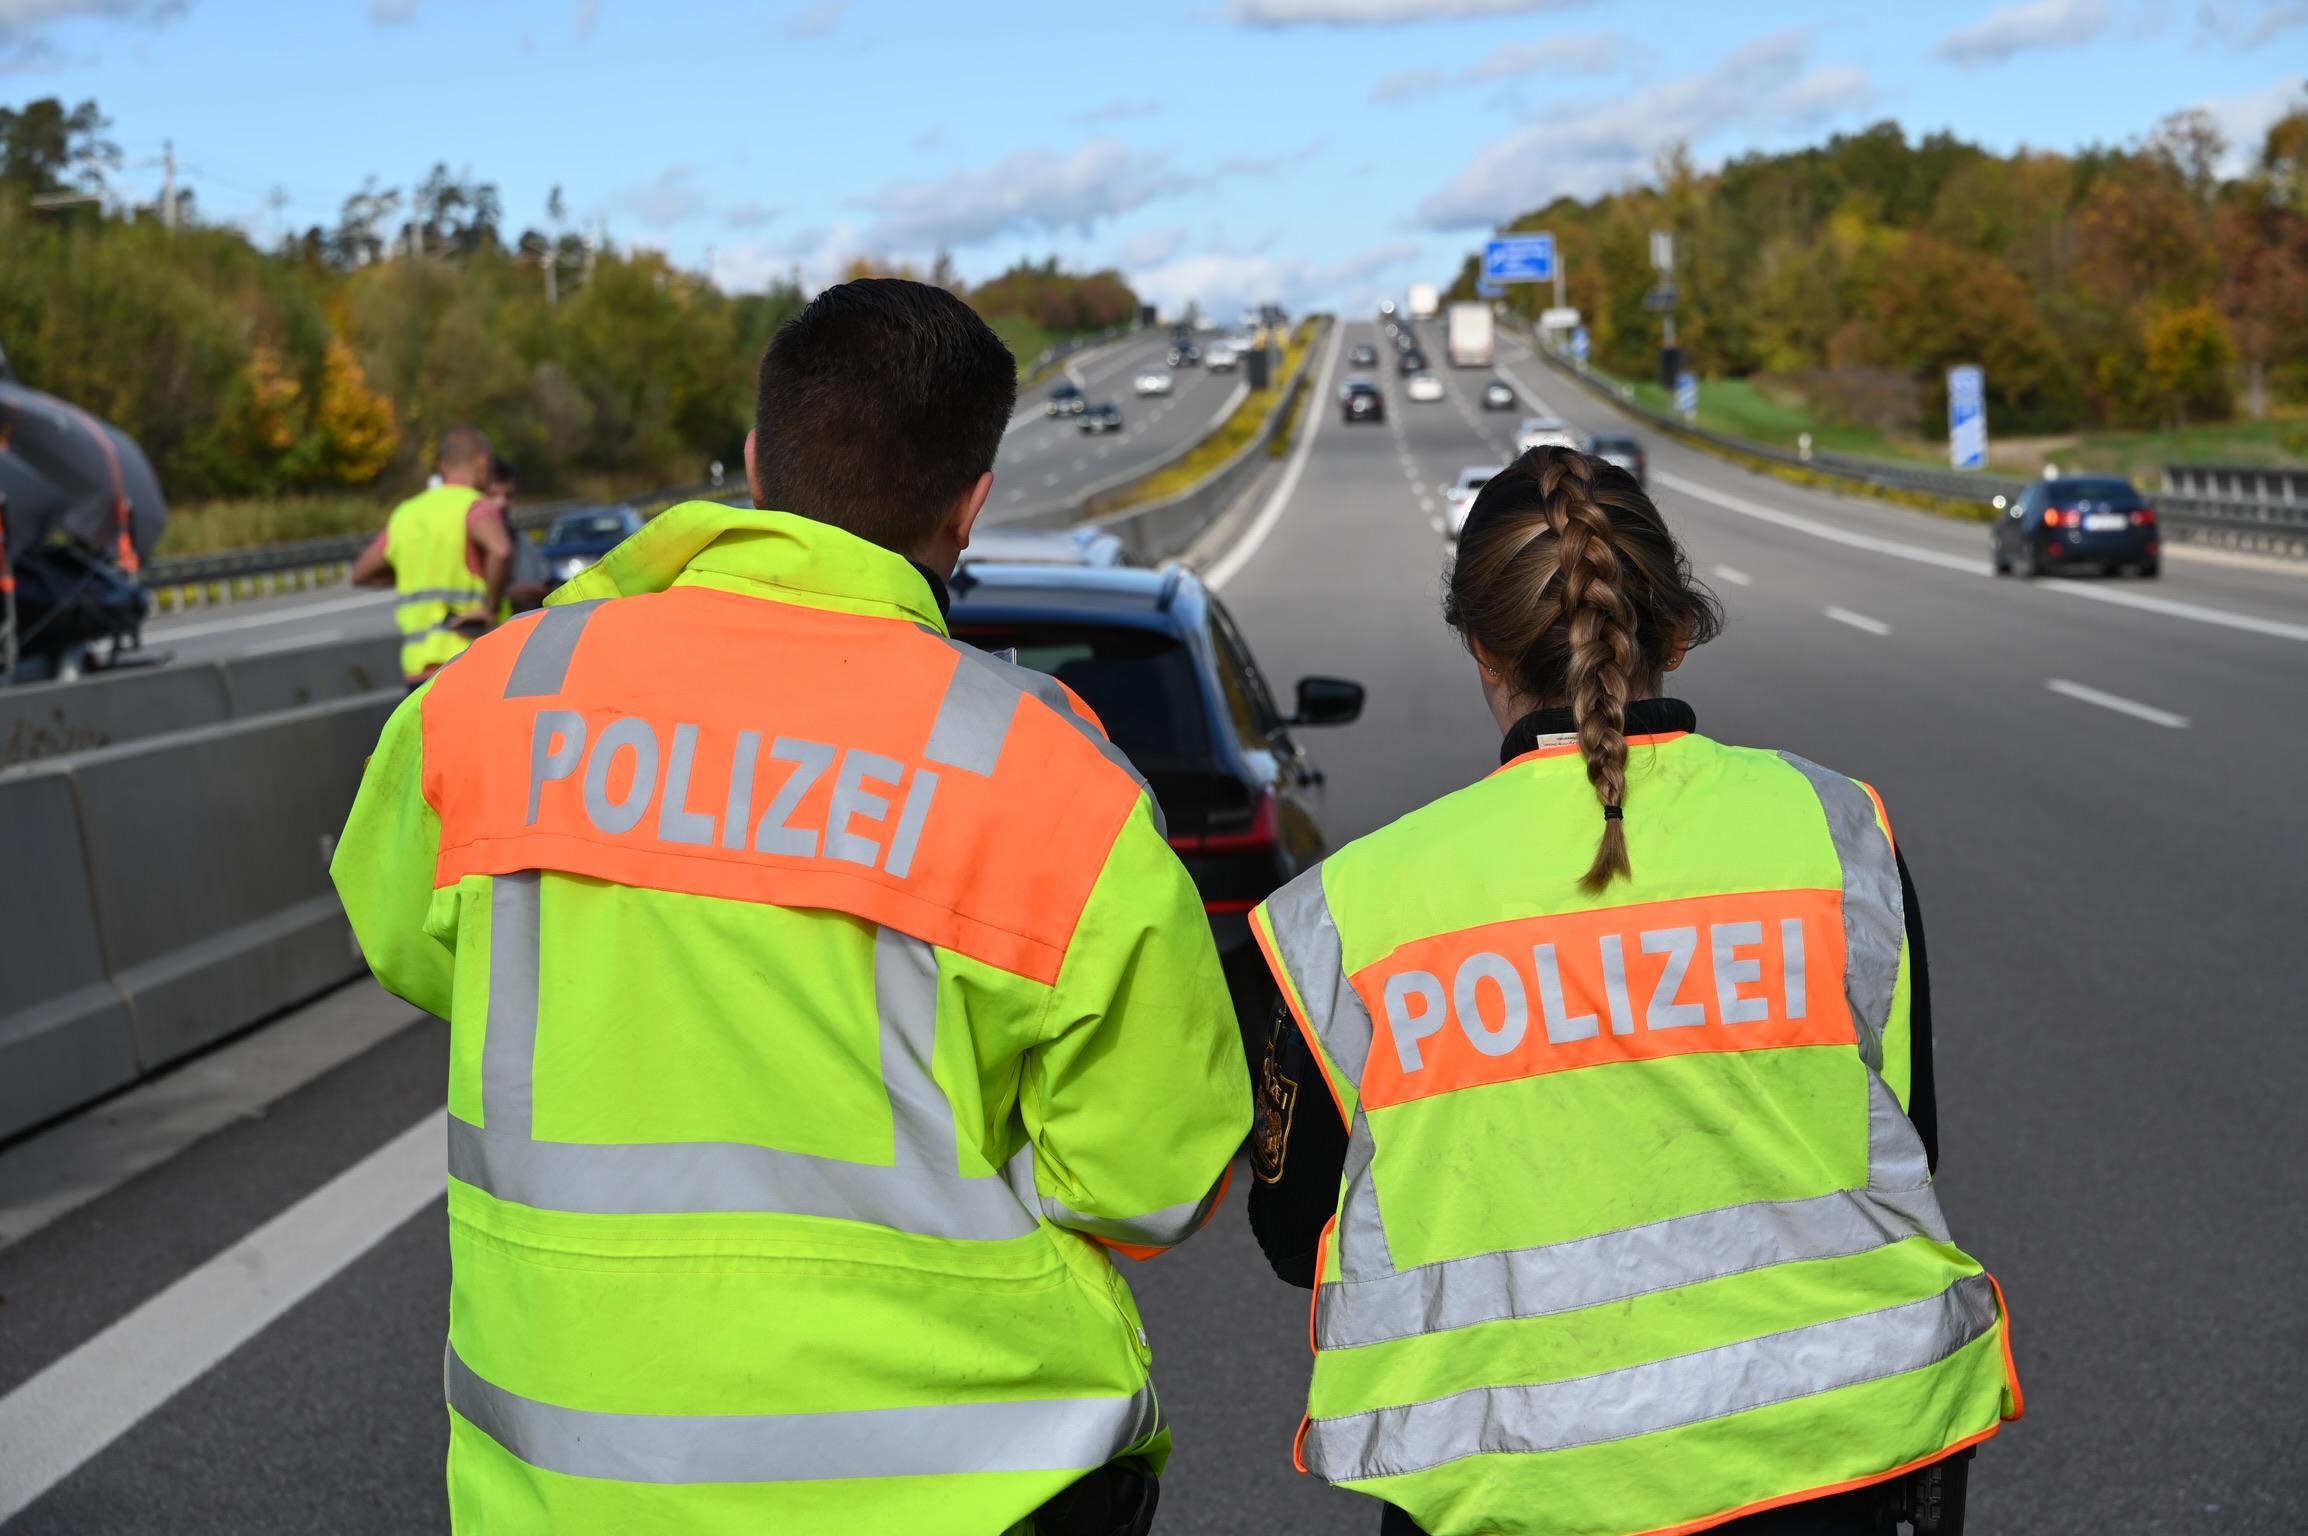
[1169,789,1279,855]
[2131,508,2157,526]
[2043,508,2069,527]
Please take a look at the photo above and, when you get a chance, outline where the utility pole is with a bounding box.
[161,140,179,231]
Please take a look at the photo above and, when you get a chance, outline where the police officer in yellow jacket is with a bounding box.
[1246,447,2020,1536]
[331,279,1251,1535]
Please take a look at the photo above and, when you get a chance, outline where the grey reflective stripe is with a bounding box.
[460,912,1037,1240]
[504,599,605,699]
[1866,1068,1935,1197]
[1261,865,1372,1092]
[1300,1273,1998,1481]
[481,873,541,1139]
[1776,752,1904,1071]
[398,587,487,607]
[1335,1110,1393,1279]
[927,636,1166,838]
[1032,1164,1228,1248]
[1316,1182,1952,1349]
[447,1344,1161,1483]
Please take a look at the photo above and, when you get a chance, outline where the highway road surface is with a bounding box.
[3,319,2305,1532]
[122,328,1239,672]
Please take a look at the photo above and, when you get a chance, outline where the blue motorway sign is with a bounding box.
[1947,364,1988,470]
[1476,280,1505,300]
[1675,371,1698,418]
[1483,233,1555,285]
[1570,326,1590,365]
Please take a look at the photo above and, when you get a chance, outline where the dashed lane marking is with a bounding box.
[1711,565,1754,587]
[1203,321,1345,592]
[0,1111,446,1524]
[2046,679,2190,729]
[1824,606,1892,636]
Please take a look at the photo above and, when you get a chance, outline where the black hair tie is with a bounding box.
[1603,805,1624,822]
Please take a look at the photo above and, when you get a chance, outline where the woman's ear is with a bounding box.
[1663,615,1696,673]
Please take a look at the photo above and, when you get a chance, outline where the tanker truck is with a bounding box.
[0,344,166,684]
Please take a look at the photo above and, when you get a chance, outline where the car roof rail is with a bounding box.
[1154,559,1192,612]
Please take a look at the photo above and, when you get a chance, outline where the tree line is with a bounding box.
[1449,104,2308,438]
[0,98,1139,506]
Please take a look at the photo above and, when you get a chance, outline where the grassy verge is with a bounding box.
[1094,319,1320,515]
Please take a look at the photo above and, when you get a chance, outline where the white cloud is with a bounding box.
[1376,29,1623,102]
[1418,31,1872,227]
[723,200,780,230]
[1229,0,1592,24]
[618,165,709,229]
[2192,74,2308,173]
[717,221,866,294]
[2197,0,2308,46]
[860,139,1191,249]
[366,0,418,22]
[780,0,847,40]
[1935,0,2111,65]
[1131,237,1425,317]
[1371,66,1445,102]
[0,0,183,28]
[574,0,598,40]
[1113,226,1190,268]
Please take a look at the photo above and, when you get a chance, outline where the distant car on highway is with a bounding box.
[1341,378,1386,424]
[1994,476,2160,578]
[1398,349,1428,375]
[960,527,1128,568]
[1079,401,1124,435]
[1350,343,1379,368]
[1407,373,1445,403]
[949,560,1363,1055]
[1481,381,1517,411]
[541,504,645,583]
[1443,466,1503,540]
[1167,341,1202,368]
[1516,415,1579,455]
[1046,382,1087,417]
[1584,433,1647,487]
[1133,368,1174,397]
[1206,345,1239,373]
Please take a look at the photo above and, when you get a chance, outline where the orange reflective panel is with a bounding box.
[1352,889,1855,1110]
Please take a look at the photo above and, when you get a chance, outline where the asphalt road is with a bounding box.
[119,329,1240,672]
[3,319,2304,1533]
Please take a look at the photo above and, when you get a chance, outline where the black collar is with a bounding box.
[1500,698,1698,764]
[909,560,952,622]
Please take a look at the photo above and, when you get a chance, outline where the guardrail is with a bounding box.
[1,687,398,1139]
[1528,342,2307,560]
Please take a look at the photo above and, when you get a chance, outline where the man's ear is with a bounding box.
[950,470,994,551]
[744,428,767,510]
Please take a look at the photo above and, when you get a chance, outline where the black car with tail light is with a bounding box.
[1993,476,2160,578]
[948,559,1363,1055]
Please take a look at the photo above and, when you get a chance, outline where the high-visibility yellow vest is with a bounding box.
[332,503,1250,1534]
[384,483,485,681]
[1252,728,2021,1536]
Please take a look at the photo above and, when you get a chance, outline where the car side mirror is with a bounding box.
[1289,676,1364,727]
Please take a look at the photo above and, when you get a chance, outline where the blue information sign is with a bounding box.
[1570,326,1590,365]
[1675,371,1698,418]
[1476,279,1505,300]
[1947,364,1988,471]
[1483,233,1555,285]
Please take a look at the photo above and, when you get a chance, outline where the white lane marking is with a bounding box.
[0,1110,445,1522]
[1429,516,1447,534]
[1006,488,1025,501]
[1096,445,1113,459]
[1824,606,1891,636]
[146,590,393,641]
[1420,497,1436,515]
[0,984,423,1250]
[1072,457,1087,471]
[242,627,344,655]
[1712,564,1754,586]
[2046,679,2190,729]
[1042,471,1059,486]
[1203,320,1344,592]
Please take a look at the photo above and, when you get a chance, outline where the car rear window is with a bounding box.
[550,512,630,540]
[1591,437,1639,454]
[2048,479,2140,509]
[953,626,1211,767]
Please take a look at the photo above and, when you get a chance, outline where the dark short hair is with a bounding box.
[754,279,1017,553]
[488,453,517,488]
[440,425,493,476]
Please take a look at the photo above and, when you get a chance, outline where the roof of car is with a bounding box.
[950,560,1204,627]
[1456,466,1505,482]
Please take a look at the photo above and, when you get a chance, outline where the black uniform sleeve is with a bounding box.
[1245,1003,1350,1289]
[1898,847,1938,1174]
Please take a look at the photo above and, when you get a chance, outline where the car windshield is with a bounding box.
[1347,381,1379,395]
[1458,474,1492,491]
[1052,385,1080,397]
[549,512,631,541]
[954,625,1211,768]
[1592,437,1639,454]
[2049,479,2141,509]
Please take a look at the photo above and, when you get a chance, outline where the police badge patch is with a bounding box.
[1252,1006,1299,1184]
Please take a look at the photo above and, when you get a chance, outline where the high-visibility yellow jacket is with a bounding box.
[384,483,487,682]
[1252,727,2021,1536]
[333,501,1252,1535]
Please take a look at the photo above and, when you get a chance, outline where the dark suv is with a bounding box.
[949,561,1363,1050]
[1994,476,2160,578]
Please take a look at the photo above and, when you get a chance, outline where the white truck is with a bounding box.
[1407,282,1440,321]
[1446,302,1495,368]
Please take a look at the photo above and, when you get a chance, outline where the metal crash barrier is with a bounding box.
[0,688,398,1139]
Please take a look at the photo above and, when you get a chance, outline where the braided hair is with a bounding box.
[1444,446,1722,892]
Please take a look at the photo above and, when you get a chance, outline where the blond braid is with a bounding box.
[1538,451,1640,891]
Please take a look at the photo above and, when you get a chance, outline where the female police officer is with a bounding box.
[1246,446,2020,1536]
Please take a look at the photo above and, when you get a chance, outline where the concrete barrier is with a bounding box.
[0,768,140,1140]
[0,662,235,771]
[220,634,398,717]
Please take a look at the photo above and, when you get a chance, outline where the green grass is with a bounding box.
[1624,376,1907,460]
[155,494,390,558]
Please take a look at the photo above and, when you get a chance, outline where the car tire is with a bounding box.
[2138,559,2160,579]
[2025,546,2048,579]
[1992,552,2011,576]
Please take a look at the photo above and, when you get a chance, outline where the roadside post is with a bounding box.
[1676,371,1699,422]
[1948,364,1988,471]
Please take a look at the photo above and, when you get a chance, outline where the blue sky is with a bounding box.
[4,0,2302,316]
